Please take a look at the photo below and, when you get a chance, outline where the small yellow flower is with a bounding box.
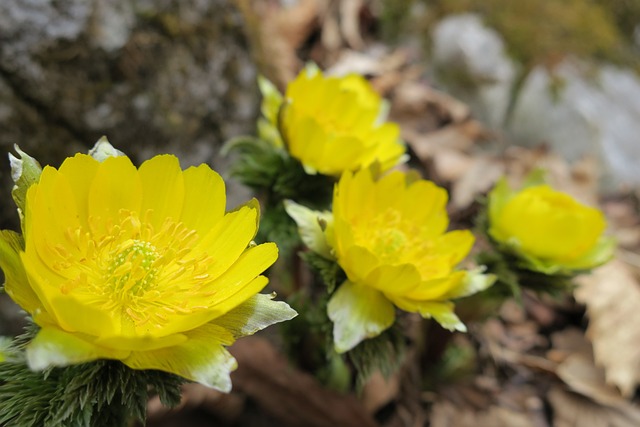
[489,178,615,274]
[488,177,615,274]
[0,153,296,391]
[289,169,493,353]
[279,66,406,176]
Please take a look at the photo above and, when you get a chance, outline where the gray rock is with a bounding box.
[509,60,640,187]
[0,0,258,230]
[431,13,517,128]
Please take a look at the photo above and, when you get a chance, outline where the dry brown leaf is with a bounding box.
[450,155,505,209]
[430,399,539,427]
[548,327,593,361]
[549,386,640,427]
[235,0,322,87]
[575,259,640,397]
[603,196,640,251]
[339,0,365,49]
[479,318,556,374]
[556,352,635,410]
[392,81,471,128]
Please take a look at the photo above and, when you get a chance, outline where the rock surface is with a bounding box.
[0,0,258,230]
[431,14,517,129]
[431,13,640,188]
[509,61,640,188]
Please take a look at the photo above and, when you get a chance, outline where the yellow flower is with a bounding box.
[279,66,406,176]
[288,169,493,353]
[0,153,296,391]
[488,177,615,274]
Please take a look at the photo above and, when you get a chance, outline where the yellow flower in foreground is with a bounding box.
[289,169,493,353]
[488,177,615,274]
[0,153,296,391]
[280,67,406,176]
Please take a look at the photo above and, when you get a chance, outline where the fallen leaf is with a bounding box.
[339,0,365,49]
[430,398,540,427]
[556,352,635,410]
[575,259,640,397]
[450,155,505,209]
[235,0,322,88]
[549,386,640,427]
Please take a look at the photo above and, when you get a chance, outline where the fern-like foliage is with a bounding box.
[0,326,183,427]
[299,251,345,294]
[223,136,333,206]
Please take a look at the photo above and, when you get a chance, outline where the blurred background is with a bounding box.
[0,1,639,426]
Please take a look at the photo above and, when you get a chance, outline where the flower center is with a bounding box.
[106,239,160,298]
[353,209,412,264]
[56,209,215,329]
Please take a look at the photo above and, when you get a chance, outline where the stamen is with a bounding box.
[60,210,216,330]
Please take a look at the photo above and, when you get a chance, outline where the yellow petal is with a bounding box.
[401,180,449,238]
[434,230,475,267]
[495,185,606,261]
[122,322,237,391]
[204,243,277,314]
[363,263,421,296]
[26,326,129,371]
[0,230,40,314]
[19,251,67,326]
[48,294,119,337]
[391,298,466,332]
[27,167,82,267]
[57,154,100,229]
[337,169,375,219]
[95,331,188,352]
[139,155,185,229]
[181,164,226,236]
[371,170,406,212]
[340,245,379,283]
[88,156,142,232]
[401,271,467,301]
[195,202,260,281]
[327,280,395,353]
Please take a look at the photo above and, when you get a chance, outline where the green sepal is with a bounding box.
[8,145,42,224]
[257,75,285,148]
[284,200,334,260]
[88,136,124,162]
[327,280,395,354]
[299,251,345,294]
[0,337,12,363]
